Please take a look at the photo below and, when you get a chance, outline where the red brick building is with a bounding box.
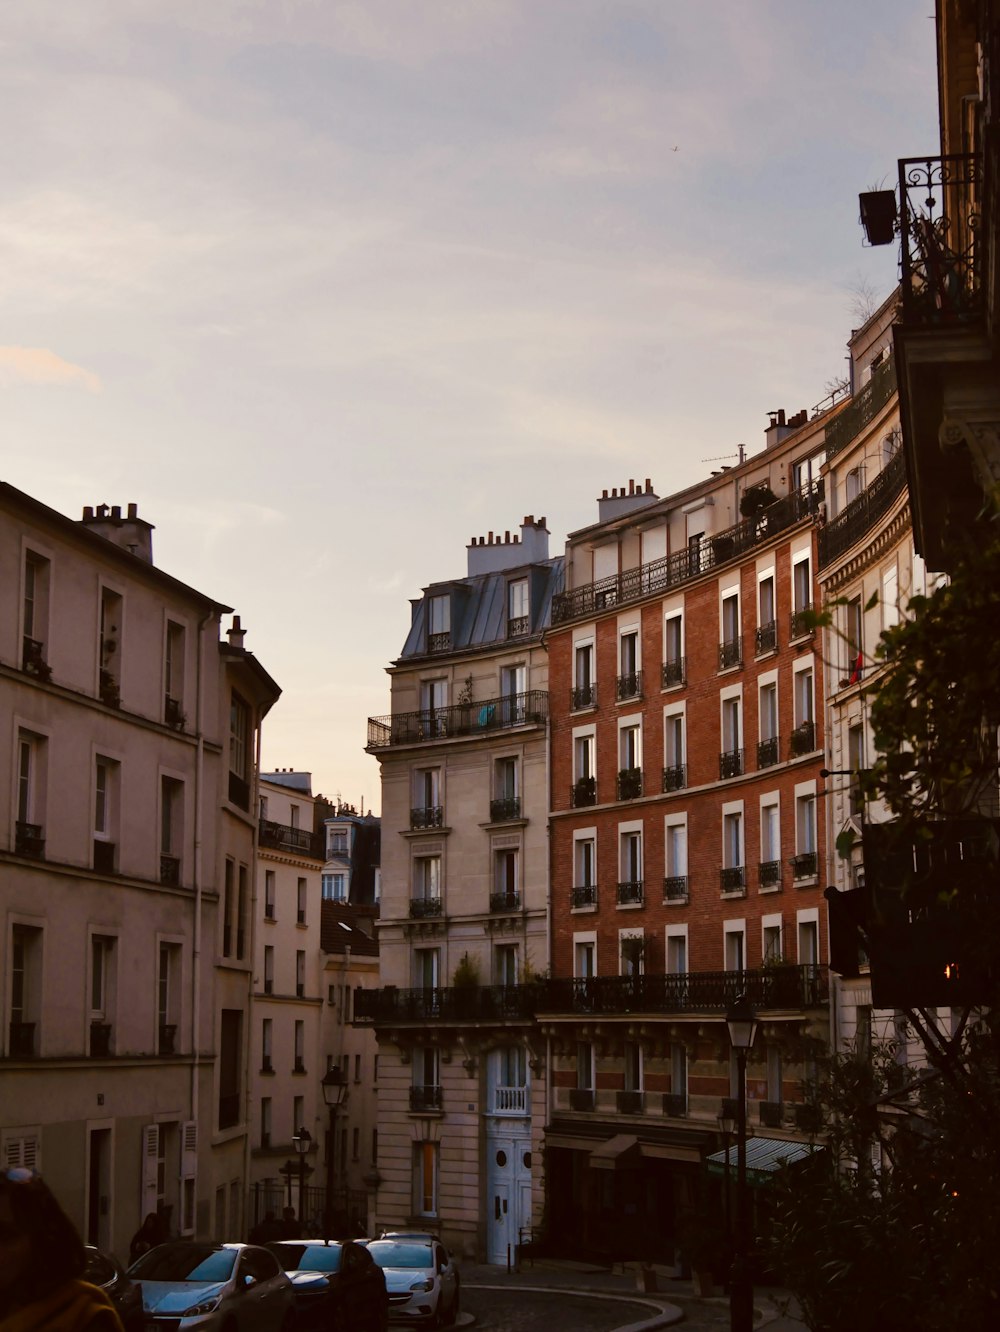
[538,413,835,1261]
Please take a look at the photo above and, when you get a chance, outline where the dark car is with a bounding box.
[267,1240,388,1332]
[84,1246,144,1332]
[128,1241,293,1330]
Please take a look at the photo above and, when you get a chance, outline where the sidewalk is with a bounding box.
[459,1256,809,1331]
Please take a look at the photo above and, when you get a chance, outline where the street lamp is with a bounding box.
[292,1126,312,1230]
[322,1066,350,1236]
[726,993,759,1332]
[717,1104,737,1270]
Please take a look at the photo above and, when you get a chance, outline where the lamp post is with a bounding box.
[322,1066,350,1236]
[717,1104,737,1276]
[292,1126,311,1230]
[726,993,759,1332]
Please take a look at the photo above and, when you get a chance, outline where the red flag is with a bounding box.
[849,652,863,684]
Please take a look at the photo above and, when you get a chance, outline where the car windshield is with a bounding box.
[270,1244,343,1274]
[84,1251,118,1285]
[130,1244,237,1282]
[367,1242,433,1270]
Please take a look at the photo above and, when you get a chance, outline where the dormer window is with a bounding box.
[428,595,450,652]
[508,579,529,637]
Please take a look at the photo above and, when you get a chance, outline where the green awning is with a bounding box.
[706,1137,822,1184]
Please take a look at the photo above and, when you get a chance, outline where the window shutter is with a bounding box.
[181,1120,197,1176]
[4,1134,40,1172]
[142,1124,160,1217]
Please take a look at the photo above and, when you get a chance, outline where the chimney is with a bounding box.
[596,479,660,523]
[79,502,155,563]
[228,615,246,648]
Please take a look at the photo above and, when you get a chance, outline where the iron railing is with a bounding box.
[354,966,829,1026]
[571,683,596,710]
[572,884,597,908]
[410,1085,444,1111]
[159,854,181,886]
[662,764,686,792]
[789,721,816,756]
[617,880,644,906]
[507,616,530,638]
[14,822,45,859]
[258,820,323,857]
[569,1088,595,1111]
[818,449,907,568]
[571,777,596,807]
[551,484,823,625]
[899,153,982,328]
[790,606,815,639]
[792,851,819,879]
[8,1022,35,1058]
[22,636,52,680]
[720,866,746,894]
[428,632,451,653]
[662,657,686,688]
[824,356,898,458]
[490,890,521,913]
[409,896,443,919]
[367,690,548,749]
[490,796,522,822]
[718,636,743,670]
[755,621,777,654]
[663,875,689,903]
[759,860,782,889]
[411,806,444,829]
[759,1101,784,1128]
[757,737,779,769]
[616,672,643,702]
[617,1090,644,1114]
[662,1093,687,1118]
[720,749,744,780]
[617,769,643,800]
[159,1023,177,1056]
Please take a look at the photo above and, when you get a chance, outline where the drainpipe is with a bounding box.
[191,609,215,1213]
[243,708,265,1222]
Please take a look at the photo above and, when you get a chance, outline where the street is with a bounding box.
[462,1287,662,1331]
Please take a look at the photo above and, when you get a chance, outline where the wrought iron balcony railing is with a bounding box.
[159,1023,177,1056]
[507,616,529,638]
[410,1085,444,1112]
[571,884,597,909]
[367,690,548,749]
[789,720,816,756]
[616,672,643,701]
[90,1023,112,1057]
[662,657,686,688]
[617,1090,644,1114]
[569,1088,595,1111]
[792,851,819,879]
[617,768,643,800]
[662,763,686,792]
[718,637,743,670]
[617,879,644,906]
[14,821,45,859]
[22,635,52,681]
[757,737,779,769]
[160,854,181,886]
[8,1021,35,1058]
[428,632,451,653]
[354,965,830,1026]
[720,748,744,779]
[662,1092,687,1118]
[818,449,907,568]
[490,890,521,913]
[571,683,596,710]
[490,796,522,822]
[258,820,324,857]
[228,771,250,811]
[720,866,746,894]
[790,605,815,639]
[409,896,443,919]
[823,355,898,459]
[759,860,782,889]
[411,805,444,830]
[663,875,689,903]
[571,777,596,807]
[755,621,777,654]
[760,1101,784,1128]
[899,153,982,329]
[551,483,823,625]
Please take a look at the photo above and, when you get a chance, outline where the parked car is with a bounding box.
[267,1239,388,1331]
[365,1238,459,1327]
[128,1241,293,1330]
[83,1246,144,1332]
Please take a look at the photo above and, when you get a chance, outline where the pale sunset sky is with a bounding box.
[1,1,937,812]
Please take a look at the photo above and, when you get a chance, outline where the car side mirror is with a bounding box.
[243,1274,257,1288]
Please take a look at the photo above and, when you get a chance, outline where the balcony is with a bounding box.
[428,632,451,653]
[218,1094,241,1130]
[8,1021,35,1058]
[569,1088,595,1112]
[571,884,597,909]
[759,860,782,890]
[617,1090,644,1114]
[489,797,522,822]
[792,851,818,880]
[617,880,644,906]
[899,154,982,329]
[355,983,538,1025]
[493,1085,529,1114]
[551,483,823,625]
[258,819,323,857]
[159,1023,177,1056]
[14,821,44,859]
[571,777,596,808]
[720,866,746,895]
[367,690,548,749]
[719,748,744,780]
[617,768,642,801]
[662,657,686,688]
[662,1093,687,1118]
[409,896,443,919]
[757,737,779,769]
[571,683,596,710]
[755,621,777,655]
[790,605,814,639]
[93,840,116,875]
[411,806,443,830]
[794,1101,823,1133]
[90,1023,112,1057]
[818,449,907,569]
[229,771,250,811]
[616,672,642,702]
[718,637,743,671]
[507,616,530,639]
[160,854,181,886]
[759,1101,784,1128]
[409,1085,444,1112]
[99,669,121,709]
[789,721,816,757]
[662,763,686,792]
[490,890,521,913]
[662,876,688,904]
[22,635,52,681]
[824,355,898,459]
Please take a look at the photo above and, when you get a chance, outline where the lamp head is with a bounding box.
[322,1065,349,1109]
[726,993,759,1051]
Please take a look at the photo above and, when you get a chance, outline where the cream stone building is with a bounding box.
[1,485,279,1257]
[360,517,561,1261]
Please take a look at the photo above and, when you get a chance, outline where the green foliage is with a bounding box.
[451,952,480,988]
[739,483,779,517]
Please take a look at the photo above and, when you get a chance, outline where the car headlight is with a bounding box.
[187,1295,222,1316]
[409,1278,434,1292]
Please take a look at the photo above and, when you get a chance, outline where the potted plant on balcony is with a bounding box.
[455,675,474,734]
[452,951,480,1018]
[739,483,778,518]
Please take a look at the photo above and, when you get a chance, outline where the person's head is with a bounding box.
[140,1213,160,1235]
[0,1169,85,1313]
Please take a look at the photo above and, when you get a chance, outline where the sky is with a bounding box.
[1,1,938,814]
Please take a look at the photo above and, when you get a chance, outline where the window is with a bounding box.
[767,1047,783,1105]
[493,847,519,907]
[848,723,865,814]
[573,642,595,708]
[261,1018,273,1073]
[664,819,687,900]
[791,555,812,632]
[617,630,640,700]
[670,1045,688,1110]
[16,732,48,855]
[619,830,642,902]
[687,532,704,576]
[295,950,305,998]
[881,563,899,630]
[845,465,864,504]
[164,621,185,724]
[411,1048,441,1111]
[666,931,687,974]
[760,799,781,888]
[328,828,348,855]
[507,578,529,635]
[758,681,778,768]
[415,948,440,989]
[296,878,307,925]
[791,667,815,754]
[798,918,819,966]
[322,872,347,901]
[725,926,746,972]
[663,709,685,789]
[293,1096,304,1136]
[93,757,119,874]
[501,664,526,723]
[260,1097,271,1149]
[412,768,442,827]
[763,922,783,964]
[160,777,183,885]
[428,596,450,650]
[10,925,42,1057]
[792,450,824,492]
[236,865,248,960]
[413,855,441,901]
[99,588,123,701]
[574,939,596,978]
[795,794,817,855]
[618,722,641,798]
[229,693,251,808]
[721,695,743,778]
[22,551,51,676]
[158,943,181,1053]
[663,613,684,686]
[293,1020,305,1073]
[495,944,518,986]
[756,575,776,653]
[263,945,274,995]
[577,1041,594,1090]
[492,757,519,820]
[620,934,645,976]
[624,1041,643,1093]
[572,732,596,805]
[845,596,864,679]
[573,835,596,907]
[412,1142,438,1216]
[218,1009,243,1130]
[722,810,744,892]
[720,592,741,668]
[264,871,276,919]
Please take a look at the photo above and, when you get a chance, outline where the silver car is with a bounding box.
[365,1239,459,1326]
[128,1241,293,1330]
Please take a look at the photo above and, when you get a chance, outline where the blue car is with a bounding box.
[267,1240,388,1331]
[128,1241,293,1330]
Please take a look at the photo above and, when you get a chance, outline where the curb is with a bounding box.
[463,1282,684,1330]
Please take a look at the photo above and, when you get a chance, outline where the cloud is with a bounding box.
[0,346,101,392]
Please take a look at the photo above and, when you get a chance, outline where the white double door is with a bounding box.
[485,1125,532,1265]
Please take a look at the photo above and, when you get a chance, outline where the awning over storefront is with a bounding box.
[588,1134,640,1169]
[705,1136,822,1185]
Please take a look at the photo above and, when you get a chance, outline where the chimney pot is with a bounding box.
[83,506,94,520]
[111,505,121,519]
[602,490,608,499]
[645,478,652,492]
[629,479,635,495]
[128,502,138,519]
[488,531,494,543]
